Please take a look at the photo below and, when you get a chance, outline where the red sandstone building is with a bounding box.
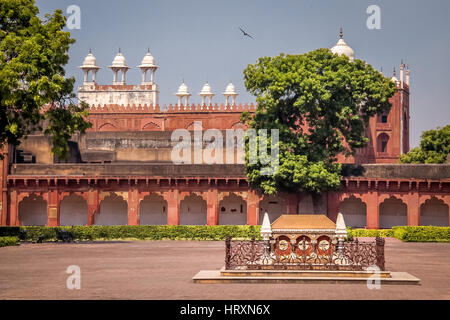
[0,33,448,229]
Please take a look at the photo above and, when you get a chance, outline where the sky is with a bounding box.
[35,0,450,148]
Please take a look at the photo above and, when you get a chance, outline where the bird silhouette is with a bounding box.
[239,27,254,39]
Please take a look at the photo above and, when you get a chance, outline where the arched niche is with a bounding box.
[379,197,407,229]
[95,193,128,225]
[219,193,247,225]
[377,133,390,153]
[180,194,207,225]
[60,194,88,226]
[19,195,47,226]
[140,194,167,225]
[420,197,449,226]
[259,195,286,224]
[339,196,367,228]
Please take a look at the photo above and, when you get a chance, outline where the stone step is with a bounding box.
[220,268,392,278]
[193,270,421,285]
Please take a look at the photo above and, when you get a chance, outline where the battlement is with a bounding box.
[78,84,155,91]
[88,103,256,114]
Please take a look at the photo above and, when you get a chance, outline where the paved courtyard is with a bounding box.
[0,238,449,300]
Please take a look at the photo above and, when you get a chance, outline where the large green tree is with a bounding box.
[0,0,91,159]
[242,49,396,196]
[400,125,450,164]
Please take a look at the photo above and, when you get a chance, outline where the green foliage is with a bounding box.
[392,226,450,242]
[242,49,396,195]
[0,226,20,236]
[347,226,450,242]
[0,0,91,159]
[1,226,449,243]
[400,125,450,164]
[0,236,19,247]
[346,228,394,238]
[0,225,263,242]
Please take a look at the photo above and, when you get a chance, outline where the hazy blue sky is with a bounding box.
[35,0,450,147]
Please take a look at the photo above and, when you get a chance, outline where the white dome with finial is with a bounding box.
[200,82,213,95]
[80,50,99,68]
[111,50,128,68]
[139,49,156,68]
[331,27,355,62]
[223,82,237,95]
[391,67,399,83]
[176,82,190,95]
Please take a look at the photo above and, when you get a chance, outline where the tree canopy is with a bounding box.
[242,48,397,195]
[400,125,450,164]
[0,0,91,158]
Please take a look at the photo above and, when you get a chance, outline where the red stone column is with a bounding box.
[285,193,299,215]
[364,191,379,229]
[445,195,450,226]
[166,190,179,225]
[0,191,6,226]
[127,189,140,225]
[47,190,60,227]
[0,145,8,226]
[87,189,99,226]
[327,192,340,222]
[246,190,259,225]
[9,190,19,226]
[206,189,218,225]
[406,192,420,226]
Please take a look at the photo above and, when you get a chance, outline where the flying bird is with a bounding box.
[239,27,254,39]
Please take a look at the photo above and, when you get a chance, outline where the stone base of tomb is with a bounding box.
[192,267,421,285]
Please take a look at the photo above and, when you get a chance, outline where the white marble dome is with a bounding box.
[223,82,237,95]
[331,29,355,62]
[176,82,190,95]
[81,51,98,68]
[139,51,155,68]
[200,82,213,95]
[111,51,128,68]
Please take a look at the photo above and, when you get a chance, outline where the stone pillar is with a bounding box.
[246,190,259,225]
[9,190,19,226]
[285,193,298,215]
[445,195,450,226]
[0,145,9,226]
[364,191,379,229]
[406,193,420,226]
[206,189,218,225]
[127,189,140,225]
[87,189,99,226]
[166,190,179,225]
[327,192,340,222]
[47,190,59,227]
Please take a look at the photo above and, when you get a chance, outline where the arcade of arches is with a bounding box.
[6,177,449,229]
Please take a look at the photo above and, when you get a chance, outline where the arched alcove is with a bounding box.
[180,194,207,225]
[140,194,167,225]
[379,197,407,229]
[259,195,286,224]
[95,193,128,225]
[339,196,367,228]
[60,194,88,226]
[19,195,47,226]
[420,198,449,226]
[219,193,247,225]
[377,133,390,153]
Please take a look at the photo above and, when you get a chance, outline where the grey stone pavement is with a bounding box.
[0,238,449,300]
